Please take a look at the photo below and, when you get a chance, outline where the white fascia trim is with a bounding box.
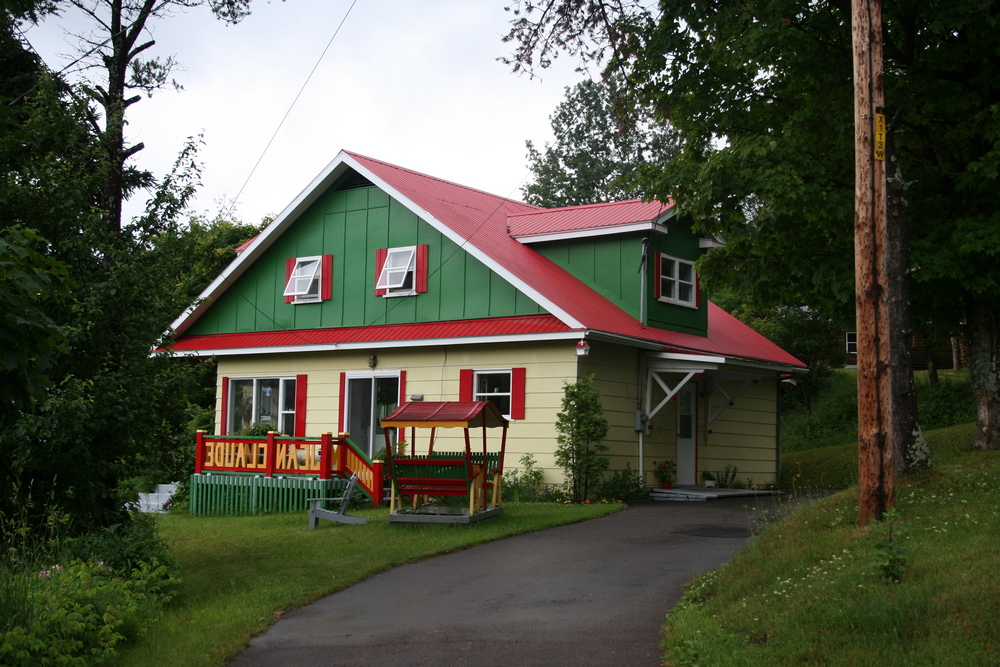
[514,221,670,245]
[699,237,726,249]
[165,330,585,358]
[339,154,586,330]
[723,358,810,374]
[169,154,358,335]
[646,350,727,365]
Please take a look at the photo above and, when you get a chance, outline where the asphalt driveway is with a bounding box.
[229,498,762,667]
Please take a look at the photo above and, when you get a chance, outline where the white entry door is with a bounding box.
[676,385,697,485]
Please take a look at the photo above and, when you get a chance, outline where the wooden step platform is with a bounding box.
[649,486,784,502]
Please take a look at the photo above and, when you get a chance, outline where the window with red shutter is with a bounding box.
[374,245,428,296]
[461,368,526,420]
[284,255,332,303]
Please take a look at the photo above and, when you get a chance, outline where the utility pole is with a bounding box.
[852,0,895,525]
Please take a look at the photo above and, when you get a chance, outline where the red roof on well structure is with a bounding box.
[381,401,508,429]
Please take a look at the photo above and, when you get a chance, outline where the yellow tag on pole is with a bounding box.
[874,112,886,161]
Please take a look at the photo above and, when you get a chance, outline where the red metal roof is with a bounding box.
[169,151,804,369]
[381,401,508,429]
[506,199,673,238]
[345,152,804,369]
[168,315,573,352]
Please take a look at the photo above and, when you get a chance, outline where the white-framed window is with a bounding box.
[284,255,331,303]
[658,253,697,307]
[460,368,525,420]
[846,332,858,355]
[376,246,417,297]
[473,370,513,418]
[228,377,297,435]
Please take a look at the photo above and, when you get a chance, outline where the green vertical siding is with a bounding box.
[535,234,644,319]
[644,222,707,335]
[186,175,547,336]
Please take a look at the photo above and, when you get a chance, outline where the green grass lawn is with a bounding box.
[113,502,621,667]
[663,426,1000,666]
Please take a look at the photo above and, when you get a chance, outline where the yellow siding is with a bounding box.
[699,377,779,485]
[214,342,782,488]
[216,341,579,484]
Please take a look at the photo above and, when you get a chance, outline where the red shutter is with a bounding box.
[459,369,473,401]
[695,272,702,308]
[321,254,333,301]
[374,248,388,296]
[284,258,296,303]
[219,377,230,435]
[415,244,429,293]
[653,251,662,300]
[338,372,347,433]
[398,370,407,404]
[295,374,308,437]
[511,367,526,420]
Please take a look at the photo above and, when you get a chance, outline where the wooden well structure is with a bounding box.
[381,401,508,524]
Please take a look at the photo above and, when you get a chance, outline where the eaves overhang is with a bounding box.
[513,219,672,244]
[165,330,584,358]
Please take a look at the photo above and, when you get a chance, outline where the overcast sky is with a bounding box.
[21,0,591,224]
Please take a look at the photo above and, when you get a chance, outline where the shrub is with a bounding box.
[0,558,180,666]
[503,454,551,502]
[554,375,610,503]
[593,464,648,502]
[59,512,177,576]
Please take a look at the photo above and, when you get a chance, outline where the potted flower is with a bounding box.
[702,470,717,488]
[652,460,677,489]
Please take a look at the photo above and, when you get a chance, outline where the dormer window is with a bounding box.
[375,244,429,297]
[657,253,698,308]
[284,255,332,304]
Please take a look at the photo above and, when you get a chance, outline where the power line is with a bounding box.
[221,0,359,221]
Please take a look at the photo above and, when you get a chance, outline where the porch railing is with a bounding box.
[194,431,384,505]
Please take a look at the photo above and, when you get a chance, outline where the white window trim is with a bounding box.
[228,376,297,434]
[658,253,698,308]
[377,246,417,297]
[283,256,322,303]
[846,332,858,355]
[473,368,514,420]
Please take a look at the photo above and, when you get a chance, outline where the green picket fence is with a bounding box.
[189,473,349,516]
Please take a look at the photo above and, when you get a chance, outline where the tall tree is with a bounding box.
[59,0,253,231]
[1,3,262,531]
[503,0,1000,453]
[523,77,680,207]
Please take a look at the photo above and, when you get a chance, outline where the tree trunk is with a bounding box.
[885,120,925,472]
[967,296,1000,450]
[926,351,939,388]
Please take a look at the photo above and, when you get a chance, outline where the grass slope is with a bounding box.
[113,502,620,667]
[662,427,1000,666]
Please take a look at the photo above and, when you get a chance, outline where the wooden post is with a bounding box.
[264,431,277,478]
[853,0,894,525]
[371,460,384,508]
[195,430,206,474]
[319,432,332,480]
[338,432,348,473]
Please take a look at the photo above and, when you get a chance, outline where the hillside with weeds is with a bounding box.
[662,427,999,666]
[780,369,975,454]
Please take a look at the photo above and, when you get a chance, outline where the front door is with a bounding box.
[345,374,399,457]
[676,385,697,485]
